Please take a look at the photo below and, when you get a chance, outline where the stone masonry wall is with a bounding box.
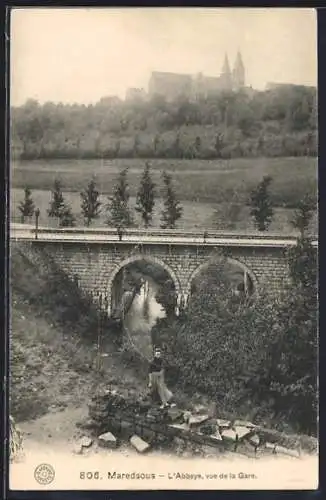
[31,240,290,315]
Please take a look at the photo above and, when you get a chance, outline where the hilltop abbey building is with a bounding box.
[125,52,246,102]
[148,52,245,101]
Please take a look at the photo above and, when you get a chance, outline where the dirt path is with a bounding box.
[9,406,318,491]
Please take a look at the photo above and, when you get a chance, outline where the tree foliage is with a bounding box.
[47,178,75,227]
[80,178,102,226]
[18,187,35,222]
[155,239,317,435]
[106,168,134,239]
[259,235,318,433]
[47,179,66,218]
[160,171,183,229]
[250,175,274,231]
[155,264,277,406]
[58,205,76,227]
[135,162,156,228]
[287,235,317,291]
[11,86,317,160]
[290,194,316,236]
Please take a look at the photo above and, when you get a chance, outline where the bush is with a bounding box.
[157,249,317,435]
[264,236,317,433]
[161,287,276,398]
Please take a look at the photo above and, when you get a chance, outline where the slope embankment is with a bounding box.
[10,242,147,423]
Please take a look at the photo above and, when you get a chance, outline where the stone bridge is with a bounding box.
[10,225,317,315]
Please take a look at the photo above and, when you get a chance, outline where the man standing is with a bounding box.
[148,347,174,409]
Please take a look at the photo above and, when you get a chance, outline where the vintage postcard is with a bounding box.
[8,7,318,491]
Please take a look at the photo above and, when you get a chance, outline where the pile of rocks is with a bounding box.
[80,390,317,458]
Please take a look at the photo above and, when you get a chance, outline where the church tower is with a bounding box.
[220,53,232,90]
[233,51,245,90]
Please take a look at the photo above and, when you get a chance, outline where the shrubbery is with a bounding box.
[153,238,317,435]
[153,275,278,411]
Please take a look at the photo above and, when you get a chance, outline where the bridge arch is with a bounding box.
[183,257,259,306]
[106,254,182,315]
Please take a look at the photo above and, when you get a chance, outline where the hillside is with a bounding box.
[10,242,147,423]
[11,86,317,160]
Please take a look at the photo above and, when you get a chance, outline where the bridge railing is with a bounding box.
[11,223,317,239]
[10,223,318,248]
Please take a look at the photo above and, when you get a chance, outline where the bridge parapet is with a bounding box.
[10,224,318,248]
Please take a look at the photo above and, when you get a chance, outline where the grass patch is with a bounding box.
[11,156,317,207]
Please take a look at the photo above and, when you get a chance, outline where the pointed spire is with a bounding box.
[233,50,245,89]
[222,53,231,75]
[234,50,244,71]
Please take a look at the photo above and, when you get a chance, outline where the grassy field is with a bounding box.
[10,156,317,233]
[11,156,317,205]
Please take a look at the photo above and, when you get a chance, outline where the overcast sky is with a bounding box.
[10,8,317,106]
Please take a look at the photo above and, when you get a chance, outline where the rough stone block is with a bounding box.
[209,430,223,441]
[80,436,93,448]
[236,442,258,458]
[169,423,190,431]
[183,411,192,424]
[98,431,117,449]
[216,419,231,428]
[265,442,277,452]
[233,419,257,428]
[148,406,169,419]
[248,434,260,447]
[134,425,156,443]
[189,414,209,427]
[118,421,134,439]
[138,399,152,413]
[235,426,252,441]
[273,444,300,458]
[221,429,238,442]
[193,404,208,414]
[130,435,150,453]
[199,423,217,436]
[167,408,184,422]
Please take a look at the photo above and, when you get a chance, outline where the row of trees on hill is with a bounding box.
[11,85,317,160]
[18,164,316,235]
